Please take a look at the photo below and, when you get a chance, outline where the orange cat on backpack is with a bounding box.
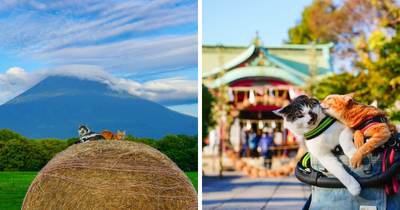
[321,93,397,168]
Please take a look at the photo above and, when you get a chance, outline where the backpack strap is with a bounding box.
[383,147,399,195]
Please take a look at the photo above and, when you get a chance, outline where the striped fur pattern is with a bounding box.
[75,131,105,144]
[100,130,126,140]
[321,93,398,169]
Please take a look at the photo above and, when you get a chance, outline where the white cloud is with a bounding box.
[141,77,198,104]
[0,0,198,109]
[0,1,197,79]
[0,66,197,106]
[0,0,197,55]
[32,34,197,75]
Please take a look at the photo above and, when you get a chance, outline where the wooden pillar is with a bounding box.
[234,91,238,106]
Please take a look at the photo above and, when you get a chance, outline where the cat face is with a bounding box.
[320,93,355,118]
[273,95,324,135]
[78,125,89,136]
[115,130,126,140]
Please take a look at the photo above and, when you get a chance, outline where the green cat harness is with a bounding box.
[302,152,311,168]
[304,116,337,140]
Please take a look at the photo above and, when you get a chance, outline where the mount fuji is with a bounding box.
[0,76,197,140]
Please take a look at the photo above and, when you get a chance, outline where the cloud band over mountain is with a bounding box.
[0,65,197,106]
[0,0,198,115]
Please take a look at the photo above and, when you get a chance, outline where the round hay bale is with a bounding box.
[23,140,197,210]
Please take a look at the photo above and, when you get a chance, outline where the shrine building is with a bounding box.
[202,35,334,150]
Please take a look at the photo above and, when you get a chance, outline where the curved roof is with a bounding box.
[202,41,334,88]
[203,44,256,77]
[207,66,305,88]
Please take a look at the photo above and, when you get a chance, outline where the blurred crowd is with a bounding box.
[239,126,301,169]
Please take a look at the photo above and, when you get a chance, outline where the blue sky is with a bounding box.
[203,0,314,46]
[0,0,198,116]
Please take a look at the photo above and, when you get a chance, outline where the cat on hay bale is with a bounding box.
[100,130,126,140]
[78,124,89,136]
[75,125,105,144]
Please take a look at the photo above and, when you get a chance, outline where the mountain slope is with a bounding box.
[0,76,197,139]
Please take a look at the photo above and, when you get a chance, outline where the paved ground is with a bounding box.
[202,155,296,175]
[202,172,311,210]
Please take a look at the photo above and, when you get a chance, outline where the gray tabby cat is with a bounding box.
[273,95,361,196]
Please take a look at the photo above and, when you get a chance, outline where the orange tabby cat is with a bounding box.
[100,130,126,140]
[321,93,397,169]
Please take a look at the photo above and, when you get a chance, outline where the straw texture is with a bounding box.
[23,140,197,210]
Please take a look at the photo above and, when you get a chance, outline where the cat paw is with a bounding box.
[353,130,364,149]
[347,182,361,196]
[350,152,363,169]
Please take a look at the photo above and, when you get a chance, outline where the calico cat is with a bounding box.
[78,125,90,136]
[100,130,126,140]
[320,93,398,169]
[75,125,105,144]
[274,95,361,196]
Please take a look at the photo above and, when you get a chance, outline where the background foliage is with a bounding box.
[0,129,197,172]
[202,84,216,146]
[287,0,400,120]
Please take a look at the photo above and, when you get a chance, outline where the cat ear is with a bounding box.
[346,92,356,99]
[344,93,355,105]
[85,125,88,128]
[273,109,286,117]
[123,131,126,134]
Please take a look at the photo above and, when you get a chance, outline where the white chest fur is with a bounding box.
[305,121,346,152]
[285,117,360,195]
[303,121,360,196]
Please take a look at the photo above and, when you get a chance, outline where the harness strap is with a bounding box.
[304,116,336,140]
[332,133,400,155]
[302,152,311,168]
[354,116,387,132]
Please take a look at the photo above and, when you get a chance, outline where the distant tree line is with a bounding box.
[0,129,198,172]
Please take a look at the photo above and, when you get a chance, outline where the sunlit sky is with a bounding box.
[0,0,317,117]
[203,0,313,46]
[0,0,198,116]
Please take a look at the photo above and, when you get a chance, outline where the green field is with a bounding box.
[0,171,198,210]
[0,172,38,210]
[185,172,198,192]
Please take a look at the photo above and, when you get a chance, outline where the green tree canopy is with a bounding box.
[0,129,197,172]
[202,84,216,145]
[288,0,400,119]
